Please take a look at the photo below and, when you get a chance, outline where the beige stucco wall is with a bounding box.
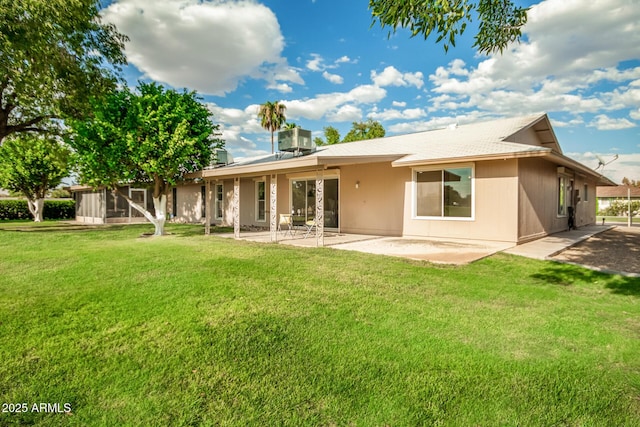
[574,177,598,228]
[173,184,204,223]
[205,179,234,226]
[339,162,407,236]
[238,177,271,227]
[402,160,520,243]
[518,158,597,242]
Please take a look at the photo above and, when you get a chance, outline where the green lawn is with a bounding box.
[0,222,639,426]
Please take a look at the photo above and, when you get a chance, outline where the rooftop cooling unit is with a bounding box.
[211,148,233,166]
[278,128,315,154]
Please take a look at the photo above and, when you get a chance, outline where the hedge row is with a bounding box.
[0,199,76,220]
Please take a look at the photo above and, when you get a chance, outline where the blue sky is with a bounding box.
[101,0,640,183]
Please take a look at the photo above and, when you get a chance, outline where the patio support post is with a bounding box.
[233,177,240,239]
[629,186,632,227]
[316,169,324,247]
[101,188,107,224]
[270,174,278,242]
[205,180,211,236]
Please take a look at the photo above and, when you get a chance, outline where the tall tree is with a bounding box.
[0,0,128,143]
[68,82,224,236]
[324,126,342,145]
[369,0,528,55]
[258,101,287,154]
[343,120,386,143]
[0,135,71,222]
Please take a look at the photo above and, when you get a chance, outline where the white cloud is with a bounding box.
[265,83,293,93]
[307,54,356,73]
[425,0,640,124]
[326,105,362,122]
[630,109,640,120]
[369,107,426,121]
[306,53,324,71]
[286,85,387,121]
[589,115,636,131]
[392,101,407,107]
[322,71,344,84]
[388,112,490,134]
[371,66,424,89]
[102,0,301,95]
[566,152,640,184]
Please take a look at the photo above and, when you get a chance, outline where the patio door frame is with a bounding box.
[287,171,340,232]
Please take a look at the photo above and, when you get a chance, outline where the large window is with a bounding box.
[415,166,473,219]
[215,184,224,220]
[256,180,266,222]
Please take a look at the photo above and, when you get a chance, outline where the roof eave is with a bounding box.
[548,153,618,186]
[391,150,549,168]
[198,155,322,179]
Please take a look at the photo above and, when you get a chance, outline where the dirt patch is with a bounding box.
[552,227,640,274]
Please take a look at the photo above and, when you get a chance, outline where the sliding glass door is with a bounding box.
[291,178,339,229]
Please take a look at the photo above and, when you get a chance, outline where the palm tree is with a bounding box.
[257,101,287,154]
[284,122,298,129]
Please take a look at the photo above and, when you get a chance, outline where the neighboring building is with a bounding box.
[187,114,615,246]
[597,186,640,212]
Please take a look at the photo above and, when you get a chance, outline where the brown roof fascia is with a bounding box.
[197,155,321,180]
[391,149,549,168]
[547,153,617,186]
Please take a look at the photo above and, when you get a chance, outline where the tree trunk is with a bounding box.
[116,189,167,236]
[270,131,274,154]
[27,198,44,222]
[151,194,167,236]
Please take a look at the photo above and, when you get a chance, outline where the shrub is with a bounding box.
[49,188,72,198]
[0,199,75,220]
[599,200,640,217]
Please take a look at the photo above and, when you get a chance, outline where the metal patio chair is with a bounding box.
[278,213,294,237]
[303,218,317,238]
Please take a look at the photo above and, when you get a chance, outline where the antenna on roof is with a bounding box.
[594,154,618,172]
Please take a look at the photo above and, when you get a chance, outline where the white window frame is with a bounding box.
[583,184,588,202]
[214,183,224,220]
[557,176,568,217]
[412,163,475,221]
[255,180,266,222]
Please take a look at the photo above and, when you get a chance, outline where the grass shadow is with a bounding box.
[0,222,132,233]
[531,261,640,297]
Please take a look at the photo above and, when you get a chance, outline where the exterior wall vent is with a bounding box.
[278,128,315,154]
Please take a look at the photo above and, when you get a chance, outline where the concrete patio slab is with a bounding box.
[503,225,613,260]
[214,231,381,247]
[331,236,514,264]
[215,231,514,264]
[213,224,615,265]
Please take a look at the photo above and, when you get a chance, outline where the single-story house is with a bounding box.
[596,185,640,213]
[185,113,615,246]
[71,114,615,244]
